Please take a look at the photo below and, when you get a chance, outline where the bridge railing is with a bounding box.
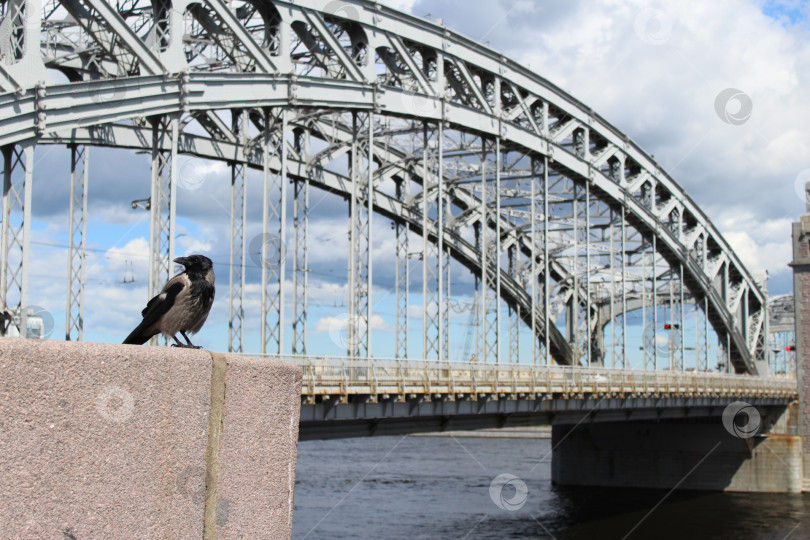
[260,356,798,399]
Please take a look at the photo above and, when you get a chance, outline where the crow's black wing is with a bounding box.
[123,280,185,345]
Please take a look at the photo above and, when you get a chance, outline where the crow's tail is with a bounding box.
[123,322,155,345]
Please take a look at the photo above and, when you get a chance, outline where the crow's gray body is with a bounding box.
[123,255,215,348]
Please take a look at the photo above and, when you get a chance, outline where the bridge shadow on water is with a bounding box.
[543,486,808,540]
[292,434,808,540]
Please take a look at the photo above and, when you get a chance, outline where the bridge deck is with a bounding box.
[278,357,798,401]
[250,357,799,439]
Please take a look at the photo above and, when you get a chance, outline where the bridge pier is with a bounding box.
[791,200,810,491]
[551,405,802,492]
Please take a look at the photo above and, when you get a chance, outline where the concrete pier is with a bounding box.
[792,206,810,490]
[0,338,302,539]
[551,406,803,493]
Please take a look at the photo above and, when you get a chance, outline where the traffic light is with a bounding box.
[663,323,680,330]
[786,346,796,352]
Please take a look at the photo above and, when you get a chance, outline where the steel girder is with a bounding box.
[12,0,765,372]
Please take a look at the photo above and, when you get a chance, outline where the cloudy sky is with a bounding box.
[20,0,810,359]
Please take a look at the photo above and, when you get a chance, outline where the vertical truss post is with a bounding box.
[292,126,308,355]
[480,136,500,363]
[422,122,441,360]
[473,222,482,361]
[696,297,705,371]
[494,138,501,364]
[530,157,539,365]
[678,263,686,370]
[609,209,616,368]
[395,176,409,359]
[642,246,649,370]
[437,124,445,363]
[571,182,580,364]
[1,143,33,335]
[479,143,486,362]
[543,157,550,365]
[261,108,287,355]
[148,116,177,345]
[621,208,628,368]
[668,278,675,370]
[703,297,710,371]
[725,333,731,373]
[368,115,375,359]
[348,111,372,358]
[229,109,248,353]
[442,225,450,363]
[508,246,519,363]
[652,237,658,369]
[66,144,89,341]
[585,180,592,364]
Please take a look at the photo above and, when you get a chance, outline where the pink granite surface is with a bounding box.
[0,338,302,539]
[216,355,302,539]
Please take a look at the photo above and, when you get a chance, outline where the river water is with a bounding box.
[292,435,809,539]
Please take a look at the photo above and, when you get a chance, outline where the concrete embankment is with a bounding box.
[0,338,302,539]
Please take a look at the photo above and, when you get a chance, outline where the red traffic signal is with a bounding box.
[663,323,680,330]
[786,346,796,352]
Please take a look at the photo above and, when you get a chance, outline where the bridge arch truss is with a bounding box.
[0,0,766,373]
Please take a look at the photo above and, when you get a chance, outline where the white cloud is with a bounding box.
[104,237,150,280]
[313,313,391,334]
[718,212,793,280]
[381,0,419,13]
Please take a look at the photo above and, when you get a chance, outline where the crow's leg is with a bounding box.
[170,334,191,348]
[181,331,202,349]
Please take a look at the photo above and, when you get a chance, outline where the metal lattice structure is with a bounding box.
[0,0,770,373]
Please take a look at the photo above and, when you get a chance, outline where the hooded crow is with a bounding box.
[123,254,215,348]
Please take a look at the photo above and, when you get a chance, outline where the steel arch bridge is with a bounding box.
[0,0,768,374]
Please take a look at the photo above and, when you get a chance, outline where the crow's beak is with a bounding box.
[174,256,189,266]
